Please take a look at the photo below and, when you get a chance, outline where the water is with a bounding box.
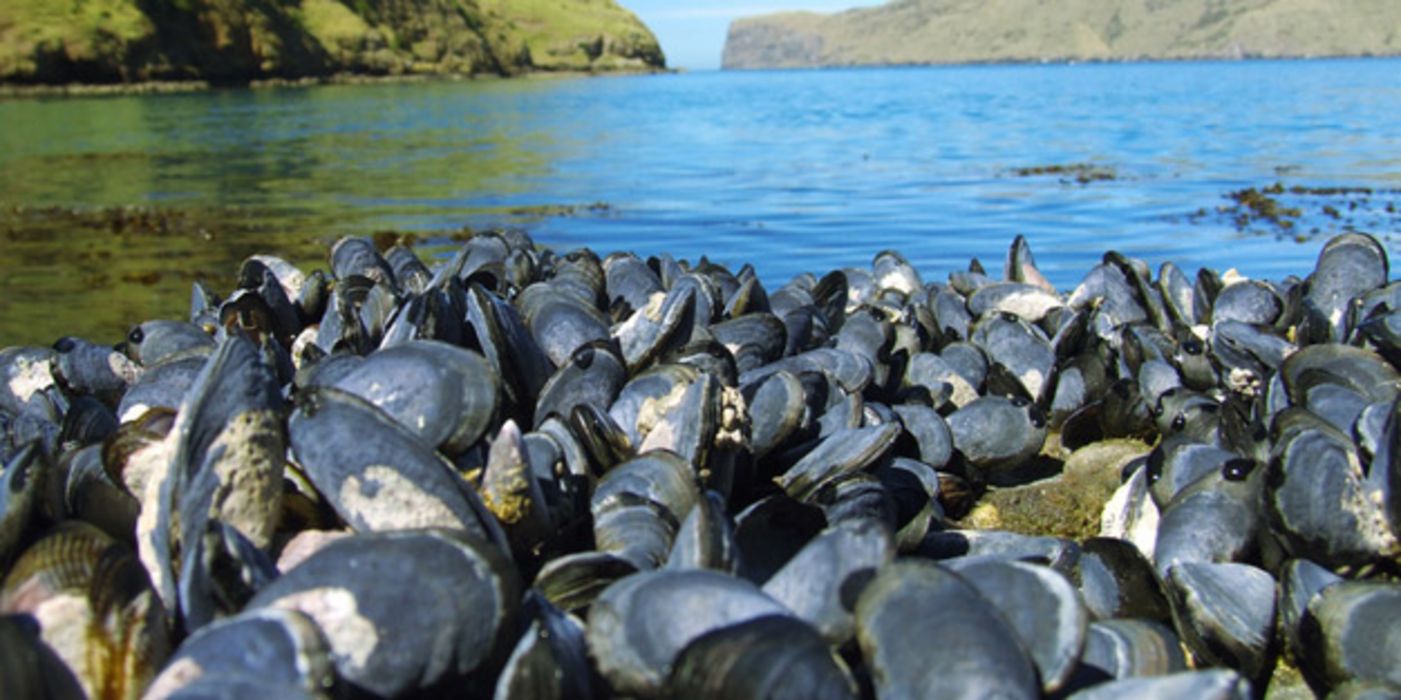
[2,59,1400,345]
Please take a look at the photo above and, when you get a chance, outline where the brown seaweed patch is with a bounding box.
[1009,163,1118,185]
[1184,182,1401,241]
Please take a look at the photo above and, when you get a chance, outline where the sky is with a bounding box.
[625,1,887,71]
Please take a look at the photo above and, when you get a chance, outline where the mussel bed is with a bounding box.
[2,231,1400,699]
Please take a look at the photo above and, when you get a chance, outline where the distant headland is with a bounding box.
[0,0,665,88]
[722,0,1401,70]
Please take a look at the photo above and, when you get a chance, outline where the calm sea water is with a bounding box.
[2,59,1400,344]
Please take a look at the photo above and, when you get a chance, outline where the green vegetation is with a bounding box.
[0,0,663,85]
[722,0,1401,69]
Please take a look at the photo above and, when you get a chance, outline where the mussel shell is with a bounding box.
[665,615,857,700]
[1212,280,1283,326]
[972,312,1055,402]
[586,569,791,697]
[288,386,507,550]
[666,491,739,574]
[1163,561,1277,682]
[0,613,85,700]
[115,355,205,424]
[1300,580,1401,689]
[1277,558,1343,667]
[1072,537,1170,622]
[854,560,1039,700]
[761,518,893,644]
[493,591,594,700]
[122,321,214,367]
[143,608,333,700]
[1300,232,1389,343]
[1073,618,1187,684]
[743,370,808,459]
[945,395,1047,484]
[775,423,900,502]
[534,342,627,429]
[247,529,519,698]
[946,558,1088,694]
[316,340,499,456]
[1266,409,1399,570]
[1065,669,1252,700]
[711,313,787,375]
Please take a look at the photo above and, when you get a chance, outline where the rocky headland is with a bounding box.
[723,0,1401,69]
[0,0,664,87]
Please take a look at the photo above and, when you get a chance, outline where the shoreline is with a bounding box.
[0,66,674,100]
[719,51,1401,72]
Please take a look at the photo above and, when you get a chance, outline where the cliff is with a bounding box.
[722,0,1401,69]
[0,0,664,85]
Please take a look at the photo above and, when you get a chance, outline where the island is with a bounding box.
[0,0,665,86]
[722,0,1401,70]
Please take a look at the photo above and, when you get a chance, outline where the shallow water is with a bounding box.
[2,59,1399,345]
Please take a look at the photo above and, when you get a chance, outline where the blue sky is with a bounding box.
[625,1,886,71]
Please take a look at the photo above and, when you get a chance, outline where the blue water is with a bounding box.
[1,59,1400,341]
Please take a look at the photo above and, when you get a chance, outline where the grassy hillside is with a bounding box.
[0,0,663,84]
[722,0,1401,69]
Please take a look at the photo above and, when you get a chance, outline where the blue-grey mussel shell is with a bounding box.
[143,608,334,700]
[288,386,508,552]
[1065,669,1252,700]
[946,558,1089,694]
[310,339,499,457]
[141,333,283,625]
[761,517,893,645]
[1163,561,1277,683]
[1299,580,1401,691]
[247,529,519,698]
[586,569,792,697]
[855,560,1039,700]
[665,614,858,700]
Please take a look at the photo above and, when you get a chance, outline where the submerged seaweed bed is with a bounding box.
[1,231,1400,698]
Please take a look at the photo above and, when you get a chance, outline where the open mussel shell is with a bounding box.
[288,386,508,551]
[143,608,334,700]
[1299,581,1401,691]
[665,615,858,700]
[1065,669,1253,700]
[247,528,519,698]
[946,558,1088,694]
[1163,561,1277,683]
[855,560,1039,699]
[586,569,792,697]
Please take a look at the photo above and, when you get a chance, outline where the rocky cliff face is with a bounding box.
[0,0,663,84]
[723,0,1401,69]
